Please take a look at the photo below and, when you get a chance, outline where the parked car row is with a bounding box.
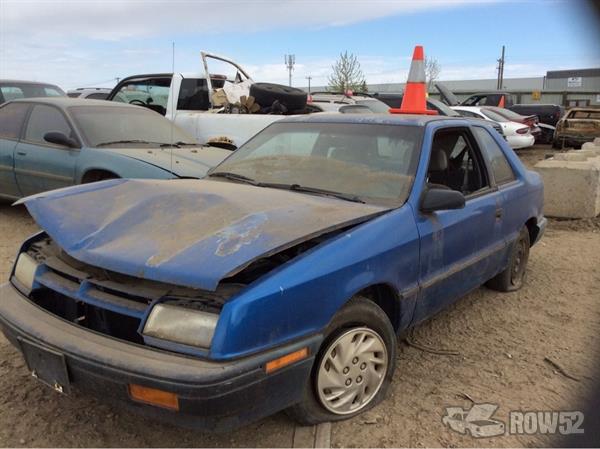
[0,44,550,431]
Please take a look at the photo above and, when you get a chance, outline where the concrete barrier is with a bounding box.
[534,148,600,218]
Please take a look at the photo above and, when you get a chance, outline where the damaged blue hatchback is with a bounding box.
[0,114,545,430]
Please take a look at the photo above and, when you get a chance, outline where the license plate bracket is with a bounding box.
[18,338,71,394]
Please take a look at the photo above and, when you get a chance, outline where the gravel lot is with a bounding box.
[1,145,599,447]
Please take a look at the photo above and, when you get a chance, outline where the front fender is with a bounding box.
[75,149,175,183]
[210,205,420,360]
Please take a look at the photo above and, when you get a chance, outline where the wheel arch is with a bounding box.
[525,216,538,247]
[353,283,403,332]
[80,168,120,183]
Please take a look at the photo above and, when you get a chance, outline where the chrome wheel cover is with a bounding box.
[316,327,388,415]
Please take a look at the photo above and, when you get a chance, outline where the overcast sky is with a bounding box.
[1,0,599,90]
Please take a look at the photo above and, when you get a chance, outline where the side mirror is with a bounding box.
[421,187,465,213]
[44,132,78,148]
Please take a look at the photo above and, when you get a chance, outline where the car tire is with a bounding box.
[286,296,396,425]
[486,226,530,292]
[249,83,307,111]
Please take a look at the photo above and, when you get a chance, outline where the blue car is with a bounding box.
[0,113,545,429]
[0,97,230,200]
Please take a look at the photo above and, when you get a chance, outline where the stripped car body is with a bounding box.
[0,113,546,429]
[553,107,600,148]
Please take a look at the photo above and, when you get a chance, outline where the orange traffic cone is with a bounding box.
[498,95,505,108]
[390,45,438,115]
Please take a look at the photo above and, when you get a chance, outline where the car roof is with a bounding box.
[7,97,140,109]
[68,87,112,92]
[278,112,468,126]
[0,79,61,87]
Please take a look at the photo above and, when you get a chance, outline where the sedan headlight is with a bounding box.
[13,253,38,292]
[143,303,218,349]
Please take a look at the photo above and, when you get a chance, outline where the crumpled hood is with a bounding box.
[102,145,231,178]
[21,179,388,290]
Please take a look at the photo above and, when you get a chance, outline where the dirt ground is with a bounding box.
[1,145,599,447]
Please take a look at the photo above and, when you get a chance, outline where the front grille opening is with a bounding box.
[30,288,143,344]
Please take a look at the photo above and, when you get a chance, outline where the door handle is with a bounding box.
[495,208,503,219]
[17,151,27,156]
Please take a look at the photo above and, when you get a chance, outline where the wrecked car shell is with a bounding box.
[553,107,600,148]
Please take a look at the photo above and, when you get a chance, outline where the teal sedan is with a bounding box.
[0,97,230,200]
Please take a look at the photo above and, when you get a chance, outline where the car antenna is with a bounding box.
[170,41,175,173]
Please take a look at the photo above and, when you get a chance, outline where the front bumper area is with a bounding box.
[0,282,320,431]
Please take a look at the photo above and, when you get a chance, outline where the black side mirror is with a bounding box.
[421,187,465,213]
[44,132,78,148]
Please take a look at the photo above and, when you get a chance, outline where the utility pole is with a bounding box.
[284,54,296,87]
[496,45,505,90]
[305,75,312,94]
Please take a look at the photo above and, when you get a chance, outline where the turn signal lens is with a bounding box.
[265,347,309,374]
[128,384,179,411]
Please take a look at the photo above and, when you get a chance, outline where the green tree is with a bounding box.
[328,51,367,93]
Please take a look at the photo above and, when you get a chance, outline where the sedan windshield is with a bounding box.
[479,109,509,122]
[68,105,197,147]
[486,107,524,121]
[211,122,423,205]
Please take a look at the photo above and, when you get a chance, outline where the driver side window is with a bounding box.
[112,79,171,116]
[427,128,490,196]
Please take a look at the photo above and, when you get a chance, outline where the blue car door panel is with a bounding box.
[14,104,78,196]
[0,103,30,198]
[412,126,507,324]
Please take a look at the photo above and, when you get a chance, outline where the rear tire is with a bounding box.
[286,297,396,425]
[487,226,530,292]
[250,83,307,111]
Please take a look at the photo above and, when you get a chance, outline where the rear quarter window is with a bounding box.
[0,103,30,139]
[472,126,516,185]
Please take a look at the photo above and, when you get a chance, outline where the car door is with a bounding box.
[412,126,506,324]
[0,102,31,198]
[471,125,521,246]
[14,104,79,196]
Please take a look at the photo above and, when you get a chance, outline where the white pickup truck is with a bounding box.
[106,52,322,148]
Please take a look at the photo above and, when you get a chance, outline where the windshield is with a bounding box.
[487,107,523,120]
[68,105,197,147]
[428,99,461,116]
[355,99,391,113]
[479,109,508,122]
[211,122,423,205]
[0,83,64,101]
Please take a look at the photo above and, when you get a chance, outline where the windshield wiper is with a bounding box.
[159,141,198,148]
[208,171,260,186]
[262,182,365,204]
[95,139,154,147]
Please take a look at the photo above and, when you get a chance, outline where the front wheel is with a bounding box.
[487,226,530,292]
[287,297,396,425]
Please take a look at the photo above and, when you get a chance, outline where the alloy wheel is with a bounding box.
[316,327,388,415]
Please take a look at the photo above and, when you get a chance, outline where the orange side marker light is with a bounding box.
[128,384,179,411]
[265,347,309,374]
